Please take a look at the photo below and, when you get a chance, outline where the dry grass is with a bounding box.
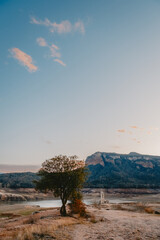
[0,212,20,218]
[90,214,97,223]
[1,213,79,240]
[110,202,160,215]
[23,214,40,224]
[16,218,77,240]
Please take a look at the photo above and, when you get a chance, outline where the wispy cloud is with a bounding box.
[117,124,160,145]
[51,44,59,50]
[31,17,85,34]
[10,48,38,72]
[130,126,159,132]
[117,129,125,133]
[150,127,159,131]
[147,131,152,135]
[54,58,66,66]
[74,20,85,34]
[36,37,65,66]
[132,138,137,141]
[130,126,139,129]
[50,46,61,58]
[37,37,47,47]
[132,138,141,144]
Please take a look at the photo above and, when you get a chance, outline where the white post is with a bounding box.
[100,190,104,204]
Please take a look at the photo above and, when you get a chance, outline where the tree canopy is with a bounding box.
[35,155,87,216]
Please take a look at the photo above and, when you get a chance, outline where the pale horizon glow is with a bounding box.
[1,0,160,165]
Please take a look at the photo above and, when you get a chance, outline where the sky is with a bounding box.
[1,0,160,165]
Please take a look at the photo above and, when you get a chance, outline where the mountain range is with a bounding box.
[0,152,160,188]
[85,152,160,188]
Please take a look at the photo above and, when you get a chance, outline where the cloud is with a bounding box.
[10,48,38,72]
[147,131,152,135]
[117,129,125,133]
[130,126,139,129]
[37,37,47,47]
[130,126,144,130]
[74,20,85,34]
[36,38,65,65]
[128,131,133,135]
[50,46,61,58]
[130,125,159,133]
[54,58,66,66]
[51,44,59,50]
[150,127,159,131]
[31,17,85,34]
[132,138,141,144]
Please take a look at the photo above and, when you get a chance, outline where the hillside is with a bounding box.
[85,152,160,188]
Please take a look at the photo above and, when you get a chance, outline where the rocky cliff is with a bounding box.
[85,152,160,188]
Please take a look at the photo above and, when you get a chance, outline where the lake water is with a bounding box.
[0,195,140,208]
[1,193,159,209]
[25,199,95,208]
[23,197,135,208]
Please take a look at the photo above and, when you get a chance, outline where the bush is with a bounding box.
[70,198,86,217]
[69,191,86,217]
[144,207,154,214]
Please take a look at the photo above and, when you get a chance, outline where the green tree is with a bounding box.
[35,155,87,216]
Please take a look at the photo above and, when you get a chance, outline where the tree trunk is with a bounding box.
[60,201,67,216]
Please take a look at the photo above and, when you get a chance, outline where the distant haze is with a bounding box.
[0,164,40,173]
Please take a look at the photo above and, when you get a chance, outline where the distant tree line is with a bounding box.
[0,172,39,188]
[0,171,160,189]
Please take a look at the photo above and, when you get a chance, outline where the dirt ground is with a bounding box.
[68,206,160,240]
[0,202,160,240]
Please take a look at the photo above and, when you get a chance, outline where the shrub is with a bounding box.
[70,198,86,217]
[69,190,86,217]
[144,207,154,214]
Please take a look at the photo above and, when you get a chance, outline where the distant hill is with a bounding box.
[85,152,160,188]
[0,172,39,188]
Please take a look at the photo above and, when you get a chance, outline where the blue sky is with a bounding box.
[1,0,160,165]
